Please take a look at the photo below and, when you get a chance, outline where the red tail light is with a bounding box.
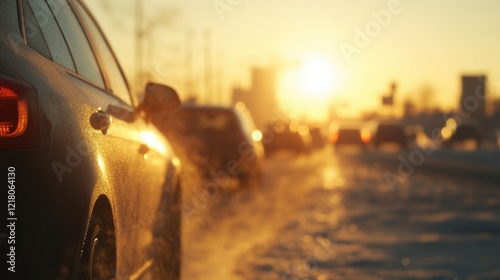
[361,129,371,143]
[0,76,40,149]
[329,132,339,143]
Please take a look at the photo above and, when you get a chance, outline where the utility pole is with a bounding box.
[185,29,193,101]
[215,52,223,104]
[204,29,213,104]
[135,0,143,93]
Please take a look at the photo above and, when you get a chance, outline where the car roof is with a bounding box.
[329,120,366,130]
[338,128,361,132]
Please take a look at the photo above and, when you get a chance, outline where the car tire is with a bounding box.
[80,216,116,279]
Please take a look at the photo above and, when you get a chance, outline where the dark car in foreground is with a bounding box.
[1,0,181,278]
[153,102,264,187]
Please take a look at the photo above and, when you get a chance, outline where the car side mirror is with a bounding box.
[140,83,181,120]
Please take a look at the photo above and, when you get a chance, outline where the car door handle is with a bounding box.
[139,144,150,155]
[90,110,111,135]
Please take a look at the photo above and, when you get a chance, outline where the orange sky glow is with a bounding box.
[85,0,500,121]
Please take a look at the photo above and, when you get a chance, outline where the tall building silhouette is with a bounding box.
[460,75,486,121]
[232,67,278,127]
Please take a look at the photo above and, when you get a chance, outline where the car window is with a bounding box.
[25,0,76,71]
[72,1,134,108]
[22,0,52,61]
[48,0,105,88]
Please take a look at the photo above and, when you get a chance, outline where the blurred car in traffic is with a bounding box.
[441,121,483,150]
[328,122,371,151]
[0,0,181,278]
[404,125,419,144]
[372,123,408,150]
[153,102,264,187]
[309,125,328,150]
[262,121,312,156]
[330,128,370,151]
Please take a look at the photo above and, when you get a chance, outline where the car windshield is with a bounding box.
[176,108,239,135]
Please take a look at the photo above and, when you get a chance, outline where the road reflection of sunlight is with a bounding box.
[321,167,345,190]
[139,131,167,155]
[96,153,110,185]
[183,147,500,280]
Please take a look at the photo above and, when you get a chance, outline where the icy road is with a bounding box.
[180,147,500,280]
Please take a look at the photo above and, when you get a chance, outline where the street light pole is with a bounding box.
[185,29,193,100]
[135,0,143,93]
[204,29,212,104]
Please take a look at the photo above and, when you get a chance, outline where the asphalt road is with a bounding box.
[180,147,500,280]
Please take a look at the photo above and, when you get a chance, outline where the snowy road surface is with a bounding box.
[180,147,500,280]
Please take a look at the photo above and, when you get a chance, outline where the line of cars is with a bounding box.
[261,121,327,156]
[329,121,408,151]
[151,104,333,192]
[328,119,487,152]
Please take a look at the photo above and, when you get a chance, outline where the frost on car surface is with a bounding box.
[0,1,181,278]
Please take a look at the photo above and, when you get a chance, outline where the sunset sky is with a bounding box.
[85,0,500,121]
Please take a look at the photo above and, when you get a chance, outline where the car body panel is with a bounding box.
[0,1,180,278]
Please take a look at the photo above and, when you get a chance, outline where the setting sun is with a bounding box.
[277,54,341,121]
[299,55,338,100]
